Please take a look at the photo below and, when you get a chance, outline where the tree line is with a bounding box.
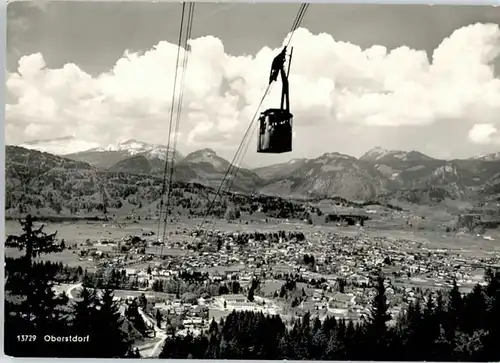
[159,273,500,361]
[5,214,500,360]
[4,215,142,358]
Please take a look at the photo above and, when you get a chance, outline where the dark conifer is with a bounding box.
[8,214,58,267]
[364,274,391,360]
[70,286,99,357]
[93,289,132,358]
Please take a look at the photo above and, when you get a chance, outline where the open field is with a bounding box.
[209,308,232,321]
[56,283,176,301]
[4,217,309,243]
[5,219,154,246]
[5,210,500,257]
[64,285,175,301]
[357,228,500,253]
[260,280,283,295]
[5,200,500,276]
[4,247,97,269]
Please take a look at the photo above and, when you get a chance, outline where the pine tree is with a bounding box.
[9,274,69,356]
[463,284,486,333]
[71,286,99,357]
[4,216,66,357]
[421,293,440,360]
[156,309,163,328]
[365,274,391,360]
[447,280,464,336]
[125,299,148,335]
[311,317,327,359]
[483,268,500,361]
[247,286,255,302]
[139,292,148,310]
[406,299,425,360]
[93,289,132,358]
[8,214,59,267]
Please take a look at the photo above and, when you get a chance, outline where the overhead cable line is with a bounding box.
[161,2,196,248]
[220,3,309,201]
[195,84,273,235]
[193,3,310,241]
[212,3,310,217]
[156,2,191,242]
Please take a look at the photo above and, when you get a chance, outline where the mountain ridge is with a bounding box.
[8,142,500,203]
[15,138,500,166]
[63,139,183,169]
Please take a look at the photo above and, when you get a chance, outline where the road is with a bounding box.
[66,283,83,299]
[64,283,168,357]
[137,308,167,358]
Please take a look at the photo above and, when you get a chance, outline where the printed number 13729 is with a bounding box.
[17,335,37,342]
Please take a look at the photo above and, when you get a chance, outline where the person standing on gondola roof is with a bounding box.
[269,46,287,84]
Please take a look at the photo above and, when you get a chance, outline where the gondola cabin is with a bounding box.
[257,46,294,154]
[257,108,293,153]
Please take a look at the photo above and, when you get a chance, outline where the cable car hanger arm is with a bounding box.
[281,47,293,112]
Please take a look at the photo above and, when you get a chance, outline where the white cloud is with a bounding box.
[467,123,499,145]
[6,23,500,158]
[19,137,99,155]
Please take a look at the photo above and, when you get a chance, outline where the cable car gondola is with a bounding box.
[257,46,294,154]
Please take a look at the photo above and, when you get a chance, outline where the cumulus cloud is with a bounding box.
[18,136,99,155]
[6,23,500,157]
[468,123,500,145]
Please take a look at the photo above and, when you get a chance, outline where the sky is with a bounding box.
[6,1,500,167]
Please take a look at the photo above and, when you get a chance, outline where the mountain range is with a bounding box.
[64,139,184,169]
[8,138,500,206]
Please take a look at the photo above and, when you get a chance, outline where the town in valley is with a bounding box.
[5,140,500,358]
[5,1,500,360]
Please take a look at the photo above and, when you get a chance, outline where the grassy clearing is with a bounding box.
[5,206,500,268]
[5,247,96,268]
[260,280,283,296]
[209,308,231,321]
[199,264,246,274]
[67,286,174,301]
[144,247,188,256]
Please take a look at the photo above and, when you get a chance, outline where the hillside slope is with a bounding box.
[260,153,392,200]
[258,148,500,201]
[65,139,184,169]
[5,146,298,219]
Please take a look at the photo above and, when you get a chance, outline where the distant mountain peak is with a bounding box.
[183,148,220,161]
[360,147,394,161]
[62,139,184,169]
[288,158,306,164]
[94,139,151,152]
[198,148,217,156]
[318,152,354,161]
[181,148,229,172]
[360,147,434,162]
[471,152,500,161]
[89,139,180,161]
[121,138,141,144]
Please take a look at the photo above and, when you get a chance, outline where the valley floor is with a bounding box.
[5,209,500,358]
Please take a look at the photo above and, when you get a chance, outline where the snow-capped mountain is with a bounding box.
[360,146,435,163]
[359,146,394,162]
[18,136,99,155]
[470,152,500,161]
[91,139,178,160]
[64,139,183,169]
